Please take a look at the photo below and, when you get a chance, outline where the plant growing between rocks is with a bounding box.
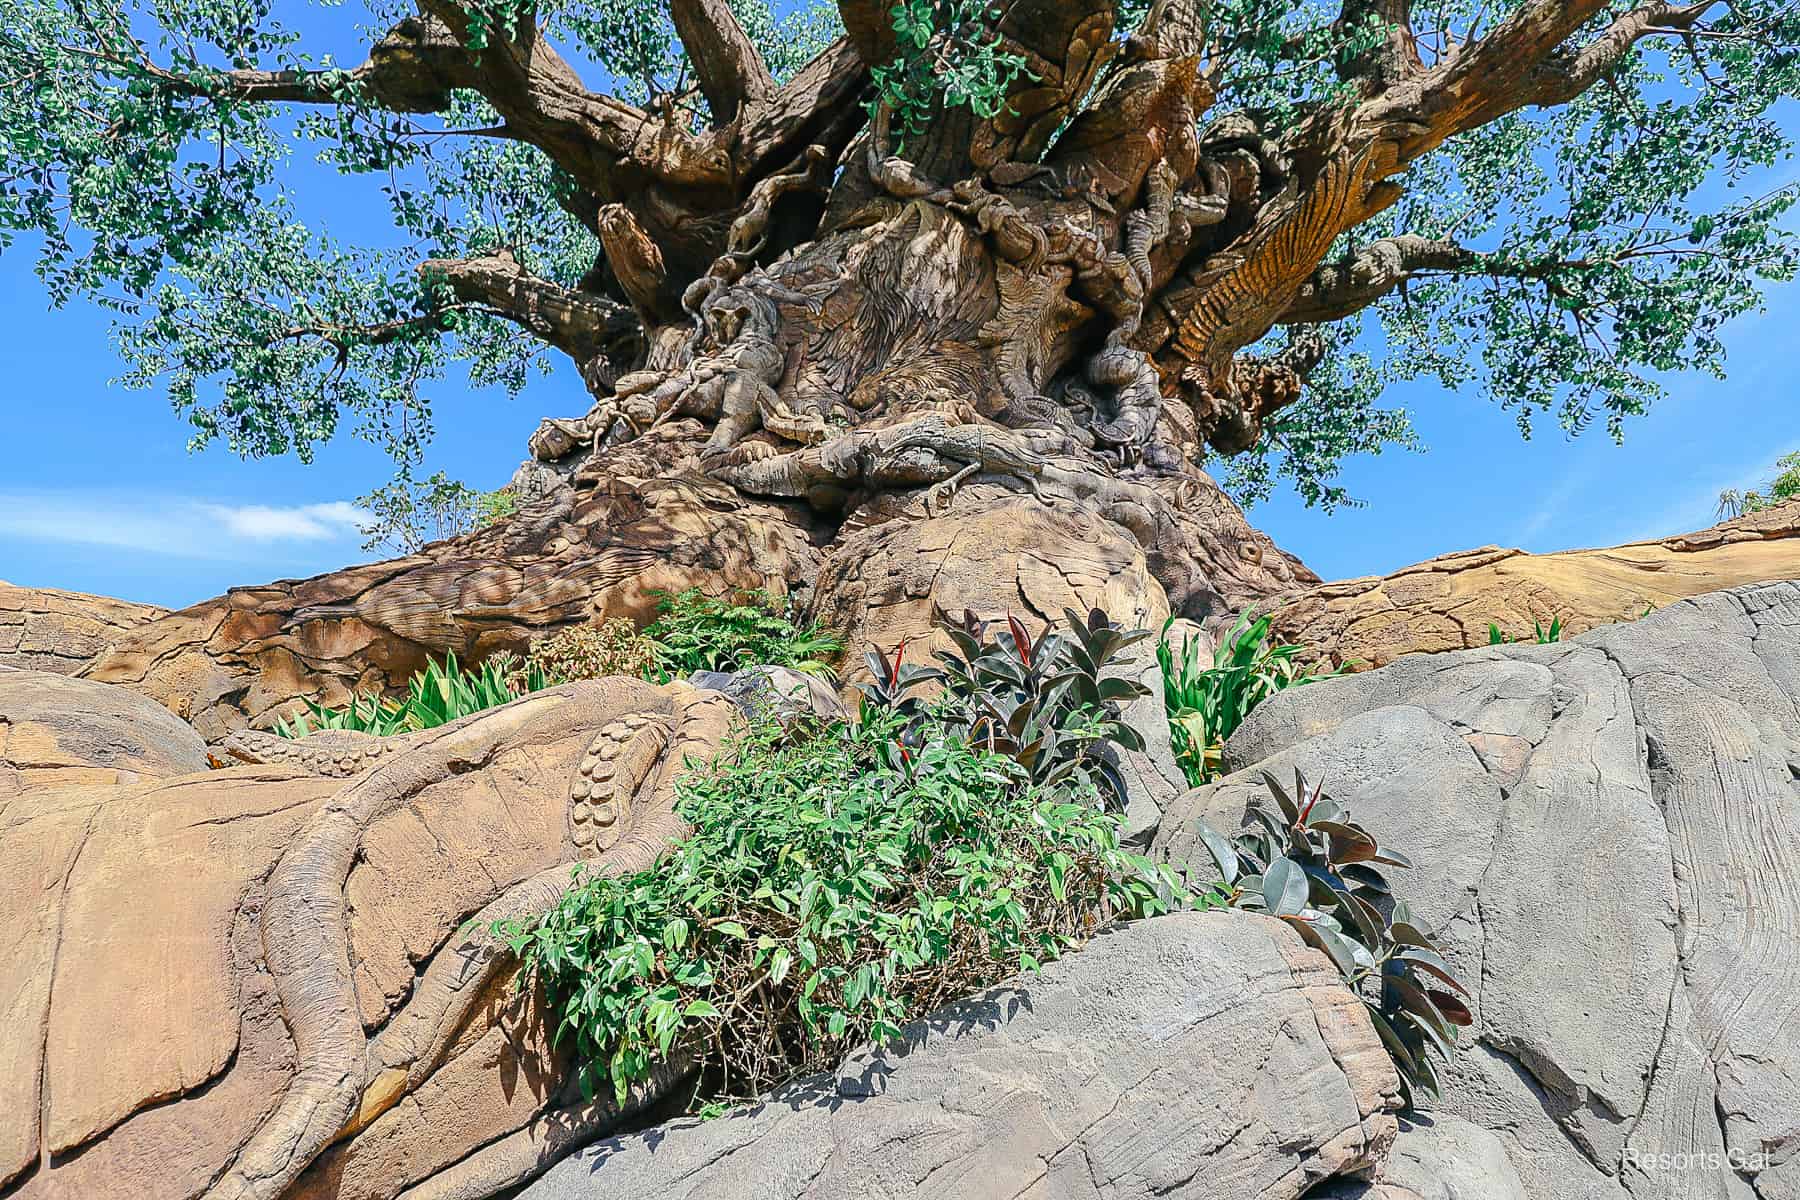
[275,650,549,736]
[497,655,1184,1107]
[1160,611,1338,785]
[644,588,845,680]
[1192,768,1470,1107]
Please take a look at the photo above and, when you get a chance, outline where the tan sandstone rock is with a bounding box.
[0,580,168,675]
[2,675,738,1200]
[1261,500,1800,670]
[0,667,210,795]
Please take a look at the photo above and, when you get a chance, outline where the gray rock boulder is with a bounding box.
[1313,1116,1528,1199]
[521,911,1401,1200]
[1154,581,1800,1200]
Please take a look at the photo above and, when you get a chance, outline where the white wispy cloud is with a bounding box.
[0,491,368,559]
[197,500,366,542]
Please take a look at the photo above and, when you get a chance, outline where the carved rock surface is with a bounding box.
[1155,581,1800,1199]
[0,580,167,674]
[521,910,1401,1200]
[83,472,825,739]
[810,495,1189,842]
[1,676,736,1200]
[0,666,209,795]
[1261,501,1800,670]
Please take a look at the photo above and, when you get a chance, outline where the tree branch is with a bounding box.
[670,0,777,125]
[73,14,475,113]
[419,250,638,363]
[414,0,732,197]
[1280,234,1475,322]
[1528,0,1718,105]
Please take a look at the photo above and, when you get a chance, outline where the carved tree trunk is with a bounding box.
[86,128,1317,734]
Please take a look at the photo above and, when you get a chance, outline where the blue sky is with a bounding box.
[1,12,1797,608]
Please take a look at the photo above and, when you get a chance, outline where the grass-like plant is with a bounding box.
[1159,612,1339,787]
[645,588,843,680]
[275,651,548,737]
[275,591,844,739]
[1487,616,1564,645]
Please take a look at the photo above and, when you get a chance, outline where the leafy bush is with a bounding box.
[497,706,1183,1106]
[1717,450,1800,518]
[860,606,1150,809]
[515,619,662,687]
[275,651,548,737]
[645,588,843,679]
[1487,616,1563,645]
[1192,769,1469,1108]
[1159,612,1339,786]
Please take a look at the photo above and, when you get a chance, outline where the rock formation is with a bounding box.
[1156,579,1800,1198]
[2,678,740,1200]
[0,581,167,675]
[0,667,209,795]
[82,482,1303,741]
[1259,501,1800,670]
[519,911,1401,1200]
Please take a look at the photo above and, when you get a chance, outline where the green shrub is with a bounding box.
[1192,769,1468,1108]
[497,707,1183,1106]
[860,606,1151,810]
[645,588,843,679]
[1159,612,1338,786]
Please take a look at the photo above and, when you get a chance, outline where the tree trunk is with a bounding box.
[87,150,1317,738]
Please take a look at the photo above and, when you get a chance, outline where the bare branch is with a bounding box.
[420,250,638,363]
[670,0,777,124]
[1280,234,1475,322]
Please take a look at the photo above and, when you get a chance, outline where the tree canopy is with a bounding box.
[2,0,1795,507]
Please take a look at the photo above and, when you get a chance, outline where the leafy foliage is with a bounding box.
[497,699,1186,1107]
[354,472,516,554]
[1718,449,1800,517]
[276,593,845,737]
[274,650,548,736]
[859,606,1151,810]
[1192,769,1470,1108]
[645,588,844,680]
[1159,612,1339,786]
[869,0,1031,143]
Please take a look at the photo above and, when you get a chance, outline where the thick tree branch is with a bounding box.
[75,14,475,113]
[1528,0,1718,105]
[1280,234,1475,322]
[414,0,732,197]
[736,36,868,168]
[420,250,638,363]
[670,0,777,124]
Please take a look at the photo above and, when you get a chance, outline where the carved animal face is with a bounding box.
[705,303,751,346]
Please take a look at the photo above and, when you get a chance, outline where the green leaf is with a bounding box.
[1262,857,1309,917]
